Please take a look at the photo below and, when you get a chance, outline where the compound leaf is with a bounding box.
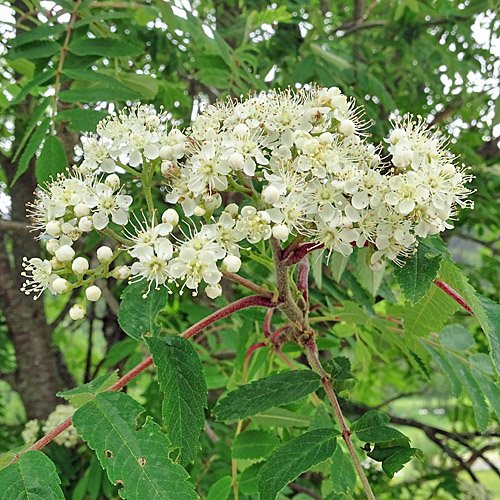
[232,430,280,460]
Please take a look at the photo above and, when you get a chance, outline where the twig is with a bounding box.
[433,280,473,314]
[222,271,274,300]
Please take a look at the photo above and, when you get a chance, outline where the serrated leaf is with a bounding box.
[36,135,68,185]
[59,87,140,103]
[118,282,168,340]
[72,392,198,500]
[145,336,207,465]
[206,476,232,500]
[394,242,442,304]
[13,96,51,161]
[11,117,50,186]
[258,429,338,500]
[57,371,119,408]
[0,450,64,499]
[10,24,66,47]
[351,410,408,444]
[68,38,143,57]
[477,294,500,377]
[445,353,489,432]
[6,40,61,60]
[252,408,311,428]
[232,430,280,460]
[368,445,419,478]
[403,284,460,337]
[56,108,108,133]
[310,43,352,70]
[239,462,264,494]
[213,371,321,422]
[422,343,462,397]
[473,369,500,422]
[439,324,475,351]
[330,446,356,494]
[342,270,374,314]
[10,69,56,108]
[118,73,159,99]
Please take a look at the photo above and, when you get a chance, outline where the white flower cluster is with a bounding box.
[23,89,472,304]
[21,419,40,444]
[80,105,188,174]
[42,404,79,447]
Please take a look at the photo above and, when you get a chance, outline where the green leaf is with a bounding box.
[239,462,263,495]
[0,451,64,499]
[329,252,348,282]
[439,325,475,351]
[341,270,374,314]
[473,369,500,423]
[356,248,385,296]
[62,69,132,88]
[10,69,56,106]
[351,410,408,444]
[68,38,143,57]
[330,446,356,494]
[197,68,230,89]
[394,242,442,304]
[477,294,500,377]
[213,371,321,422]
[232,430,280,460]
[6,41,61,60]
[445,353,489,432]
[118,73,159,99]
[59,87,140,103]
[422,343,462,397]
[310,43,352,70]
[56,108,108,133]
[36,135,68,185]
[72,392,199,500]
[206,476,232,500]
[74,11,133,27]
[10,24,66,47]
[118,282,168,340]
[145,336,207,465]
[368,445,419,478]
[11,117,50,186]
[403,284,460,337]
[13,96,51,161]
[258,429,339,500]
[252,408,311,428]
[57,371,119,408]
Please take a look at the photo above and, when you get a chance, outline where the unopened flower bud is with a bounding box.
[72,257,89,274]
[46,220,61,237]
[96,246,113,263]
[69,304,85,320]
[74,203,90,217]
[206,284,222,299]
[46,239,59,255]
[223,255,241,273]
[105,174,120,190]
[55,245,75,262]
[339,119,355,136]
[112,266,131,280]
[194,206,206,217]
[50,257,63,270]
[78,217,93,232]
[272,224,289,241]
[262,185,280,204]
[162,209,179,227]
[53,278,70,294]
[228,152,245,170]
[85,285,101,302]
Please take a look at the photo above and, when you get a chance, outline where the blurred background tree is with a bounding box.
[0,0,499,498]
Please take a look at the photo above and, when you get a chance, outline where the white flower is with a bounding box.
[53,278,70,294]
[85,285,102,302]
[84,182,132,231]
[55,245,75,262]
[69,304,86,320]
[96,246,113,263]
[223,255,241,273]
[236,206,272,244]
[43,405,79,447]
[72,257,89,274]
[21,258,57,299]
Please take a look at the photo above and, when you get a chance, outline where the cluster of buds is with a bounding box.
[21,86,472,307]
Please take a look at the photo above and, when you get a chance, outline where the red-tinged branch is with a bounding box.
[297,257,310,306]
[222,271,274,299]
[181,295,275,339]
[264,308,275,338]
[434,280,473,314]
[283,242,323,266]
[303,339,376,500]
[242,342,267,384]
[9,295,275,466]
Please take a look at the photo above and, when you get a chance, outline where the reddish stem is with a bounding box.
[270,324,291,344]
[10,295,274,466]
[182,295,275,339]
[283,243,323,266]
[298,257,310,305]
[264,308,275,338]
[222,271,274,300]
[434,280,473,314]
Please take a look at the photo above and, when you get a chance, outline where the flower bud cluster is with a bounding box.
[42,405,79,447]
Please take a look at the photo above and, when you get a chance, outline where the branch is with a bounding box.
[222,271,274,300]
[433,280,473,314]
[0,219,29,232]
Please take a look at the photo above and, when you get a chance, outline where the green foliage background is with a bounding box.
[0,1,500,499]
